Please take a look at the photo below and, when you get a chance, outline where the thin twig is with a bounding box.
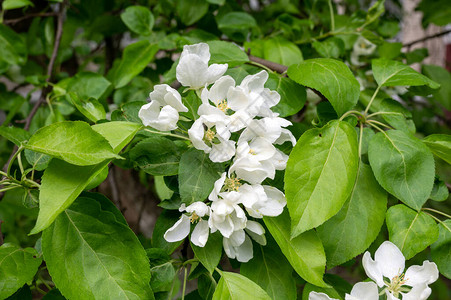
[108,166,122,211]
[2,2,66,173]
[404,29,451,48]
[3,12,58,25]
[248,54,288,73]
[24,1,66,131]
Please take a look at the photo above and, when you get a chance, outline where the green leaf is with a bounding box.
[0,24,27,65]
[418,0,451,27]
[113,40,159,88]
[30,122,141,234]
[176,0,209,26]
[25,121,121,166]
[265,72,306,117]
[287,58,360,115]
[216,12,257,42]
[120,6,154,36]
[6,285,32,300]
[2,0,33,10]
[386,204,439,259]
[368,130,435,210]
[24,149,52,171]
[91,121,142,153]
[263,210,327,287]
[285,120,359,236]
[312,37,345,59]
[147,249,176,292]
[263,37,303,66]
[111,101,147,123]
[371,59,439,88]
[212,271,271,300]
[178,149,224,205]
[422,134,451,165]
[378,98,415,134]
[206,41,249,67]
[430,178,449,202]
[366,0,385,25]
[240,243,296,300]
[129,137,185,176]
[422,64,451,110]
[67,93,106,122]
[67,72,112,100]
[41,196,154,300]
[0,126,31,146]
[317,163,387,267]
[430,220,451,279]
[0,243,42,300]
[152,210,184,254]
[191,232,222,274]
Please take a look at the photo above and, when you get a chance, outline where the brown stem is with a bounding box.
[446,182,451,192]
[24,1,66,131]
[404,29,451,48]
[3,12,58,25]
[108,166,122,211]
[2,2,67,173]
[248,54,288,73]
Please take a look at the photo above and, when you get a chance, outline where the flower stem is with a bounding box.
[328,0,335,31]
[366,119,393,130]
[358,123,364,158]
[339,110,364,121]
[181,266,188,300]
[422,208,451,219]
[424,212,451,233]
[6,145,24,177]
[144,129,190,141]
[364,85,381,115]
[367,111,404,119]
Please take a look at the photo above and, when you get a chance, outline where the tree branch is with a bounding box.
[24,1,66,131]
[3,12,58,25]
[404,29,451,48]
[2,2,66,173]
[248,55,288,73]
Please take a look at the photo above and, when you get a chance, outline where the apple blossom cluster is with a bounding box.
[309,241,439,300]
[138,42,295,262]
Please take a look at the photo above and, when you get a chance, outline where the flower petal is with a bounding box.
[191,221,210,247]
[235,234,253,262]
[362,251,384,287]
[164,214,190,242]
[309,292,337,300]
[185,201,209,217]
[404,260,439,286]
[180,43,210,63]
[209,76,235,104]
[150,105,180,132]
[205,64,229,86]
[176,54,209,88]
[401,283,431,300]
[347,282,379,300]
[374,241,405,280]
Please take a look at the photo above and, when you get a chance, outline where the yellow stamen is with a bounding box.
[217,100,229,112]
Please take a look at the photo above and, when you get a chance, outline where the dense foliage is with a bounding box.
[0,0,450,299]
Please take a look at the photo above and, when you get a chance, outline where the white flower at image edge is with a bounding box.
[309,281,379,300]
[176,43,228,89]
[363,241,439,300]
[139,84,188,131]
[163,202,210,247]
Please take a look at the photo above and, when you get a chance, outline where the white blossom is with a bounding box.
[208,191,247,238]
[176,43,228,89]
[188,115,235,163]
[238,117,296,146]
[228,70,280,118]
[223,230,253,263]
[309,282,379,300]
[163,201,210,247]
[350,36,376,66]
[139,84,188,131]
[362,241,439,299]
